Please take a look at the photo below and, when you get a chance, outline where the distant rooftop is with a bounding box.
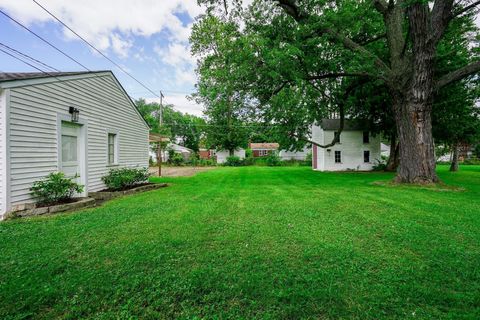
[320,119,368,131]
[249,143,280,150]
[0,71,109,82]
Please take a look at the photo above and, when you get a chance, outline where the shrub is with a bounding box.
[372,158,387,171]
[266,153,281,166]
[171,153,184,166]
[305,151,312,164]
[463,157,480,165]
[31,172,84,206]
[224,156,243,166]
[102,167,150,191]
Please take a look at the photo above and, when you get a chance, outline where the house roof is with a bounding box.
[0,70,150,129]
[249,143,279,150]
[149,133,170,143]
[0,71,109,82]
[320,119,368,131]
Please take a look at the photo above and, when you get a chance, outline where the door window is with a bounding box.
[62,135,78,162]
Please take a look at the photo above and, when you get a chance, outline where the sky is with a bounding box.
[0,1,478,117]
[0,0,205,115]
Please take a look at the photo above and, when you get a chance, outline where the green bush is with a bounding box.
[171,153,184,166]
[101,167,150,191]
[463,157,480,165]
[31,172,84,206]
[224,156,243,166]
[372,158,387,171]
[266,153,281,166]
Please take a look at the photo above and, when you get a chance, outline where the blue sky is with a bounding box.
[0,0,204,115]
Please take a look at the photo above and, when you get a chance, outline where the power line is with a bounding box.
[0,45,148,122]
[0,9,91,71]
[0,42,60,72]
[31,0,161,99]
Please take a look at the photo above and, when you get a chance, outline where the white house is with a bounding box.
[0,71,149,219]
[311,119,381,171]
[149,143,193,163]
[279,146,311,161]
[216,148,246,164]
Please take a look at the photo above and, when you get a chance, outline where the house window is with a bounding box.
[334,151,341,163]
[363,131,369,143]
[364,150,370,163]
[108,133,117,164]
[334,132,341,143]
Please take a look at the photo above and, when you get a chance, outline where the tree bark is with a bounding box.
[393,91,439,183]
[385,135,399,172]
[450,142,459,172]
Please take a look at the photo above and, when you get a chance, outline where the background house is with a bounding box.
[279,146,311,161]
[249,143,279,157]
[216,148,246,164]
[311,119,381,171]
[0,71,149,219]
[149,143,193,163]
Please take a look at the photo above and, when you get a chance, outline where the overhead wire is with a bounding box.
[30,0,161,99]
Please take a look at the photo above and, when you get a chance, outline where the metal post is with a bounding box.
[158,91,164,177]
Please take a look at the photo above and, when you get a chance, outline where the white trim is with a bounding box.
[0,71,150,130]
[0,72,111,89]
[0,88,9,218]
[57,113,89,197]
[106,129,120,166]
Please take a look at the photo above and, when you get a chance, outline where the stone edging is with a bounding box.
[7,198,96,219]
[88,183,168,201]
[5,183,168,220]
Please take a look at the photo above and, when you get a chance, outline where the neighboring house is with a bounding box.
[249,143,279,157]
[381,143,390,158]
[0,71,149,219]
[311,119,381,171]
[216,148,246,164]
[279,146,311,161]
[149,143,193,163]
[199,148,217,160]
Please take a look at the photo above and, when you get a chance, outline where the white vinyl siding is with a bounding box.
[7,73,149,207]
[0,89,6,217]
[311,124,381,171]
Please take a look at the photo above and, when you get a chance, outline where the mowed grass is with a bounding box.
[1,166,480,319]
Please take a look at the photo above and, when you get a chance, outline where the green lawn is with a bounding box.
[1,166,480,319]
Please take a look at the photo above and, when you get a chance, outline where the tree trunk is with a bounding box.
[393,94,439,183]
[229,149,234,156]
[385,135,400,172]
[393,3,439,184]
[450,142,459,172]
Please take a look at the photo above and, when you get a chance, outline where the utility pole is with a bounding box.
[157,91,164,177]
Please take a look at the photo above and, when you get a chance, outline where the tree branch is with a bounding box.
[306,72,374,81]
[431,0,455,45]
[373,0,389,15]
[273,0,391,75]
[358,33,387,45]
[276,0,304,21]
[452,0,480,18]
[435,60,480,89]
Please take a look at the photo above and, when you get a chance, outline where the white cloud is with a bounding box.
[154,41,197,86]
[0,0,204,57]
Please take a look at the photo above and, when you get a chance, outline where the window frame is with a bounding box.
[334,150,342,163]
[106,130,119,166]
[364,150,370,163]
[363,131,370,144]
[334,132,341,143]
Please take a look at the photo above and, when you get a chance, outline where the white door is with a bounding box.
[60,122,82,184]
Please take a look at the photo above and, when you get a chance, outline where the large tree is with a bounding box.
[197,0,480,183]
